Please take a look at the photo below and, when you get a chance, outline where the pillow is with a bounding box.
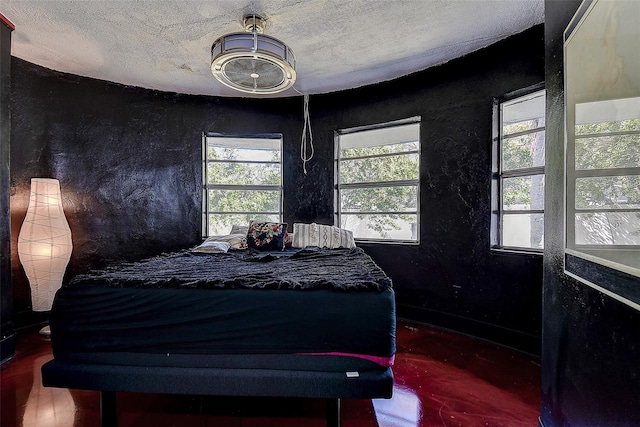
[203,234,247,250]
[230,224,249,235]
[292,223,356,249]
[247,221,288,251]
[192,240,231,253]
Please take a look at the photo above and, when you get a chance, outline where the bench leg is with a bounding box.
[101,391,117,427]
[326,398,341,427]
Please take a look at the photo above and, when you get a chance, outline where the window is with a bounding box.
[202,133,282,236]
[492,88,546,251]
[335,119,420,243]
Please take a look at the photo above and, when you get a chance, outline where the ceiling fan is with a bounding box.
[210,15,296,95]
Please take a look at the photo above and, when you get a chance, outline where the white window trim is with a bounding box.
[491,86,546,253]
[335,117,421,244]
[202,132,283,237]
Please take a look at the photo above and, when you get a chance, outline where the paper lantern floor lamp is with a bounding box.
[18,178,72,335]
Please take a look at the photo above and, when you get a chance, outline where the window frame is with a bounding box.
[491,84,546,253]
[335,117,421,245]
[202,132,283,237]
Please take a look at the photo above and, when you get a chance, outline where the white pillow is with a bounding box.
[292,223,356,249]
[192,240,231,253]
[203,234,247,250]
[230,224,249,235]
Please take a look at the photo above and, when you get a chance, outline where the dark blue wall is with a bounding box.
[9,25,545,353]
[541,1,640,425]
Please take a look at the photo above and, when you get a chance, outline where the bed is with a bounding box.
[41,235,396,427]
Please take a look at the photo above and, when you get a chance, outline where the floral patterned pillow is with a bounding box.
[247,221,288,251]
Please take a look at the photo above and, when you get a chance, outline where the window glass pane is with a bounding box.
[502,175,545,210]
[340,213,418,241]
[502,118,546,136]
[341,141,418,159]
[340,153,419,184]
[207,136,280,151]
[207,146,280,162]
[341,186,417,212]
[575,134,640,170]
[502,131,545,170]
[575,176,640,209]
[502,213,544,249]
[575,118,640,135]
[339,123,419,149]
[207,162,280,185]
[575,212,640,245]
[208,213,279,236]
[208,189,280,213]
[501,91,545,135]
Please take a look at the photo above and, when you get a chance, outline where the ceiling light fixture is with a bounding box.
[211,15,296,95]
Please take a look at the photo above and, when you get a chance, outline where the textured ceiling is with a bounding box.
[2,0,544,98]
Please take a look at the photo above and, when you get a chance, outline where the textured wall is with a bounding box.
[10,26,545,353]
[10,60,306,319]
[541,1,640,425]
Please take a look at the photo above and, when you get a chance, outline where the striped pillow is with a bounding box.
[292,223,356,249]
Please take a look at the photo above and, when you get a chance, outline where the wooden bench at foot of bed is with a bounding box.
[41,360,394,427]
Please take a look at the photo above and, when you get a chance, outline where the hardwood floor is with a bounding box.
[1,320,540,426]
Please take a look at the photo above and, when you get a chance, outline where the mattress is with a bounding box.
[49,247,396,373]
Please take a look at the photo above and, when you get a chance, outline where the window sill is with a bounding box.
[491,247,543,256]
[356,239,420,246]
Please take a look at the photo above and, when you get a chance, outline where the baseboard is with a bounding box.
[1,332,16,364]
[397,303,541,356]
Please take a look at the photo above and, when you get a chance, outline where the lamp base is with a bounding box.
[39,325,51,337]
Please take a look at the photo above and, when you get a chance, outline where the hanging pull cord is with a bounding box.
[301,94,314,175]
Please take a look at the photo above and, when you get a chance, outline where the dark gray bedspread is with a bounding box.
[69,247,392,292]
